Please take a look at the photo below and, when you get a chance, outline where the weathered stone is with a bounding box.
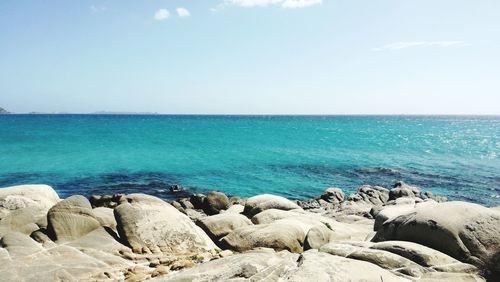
[46,195,100,241]
[321,187,345,204]
[196,213,252,240]
[150,249,299,281]
[373,201,500,276]
[304,224,349,250]
[0,185,60,236]
[203,191,230,215]
[243,194,301,217]
[114,193,216,254]
[220,223,305,253]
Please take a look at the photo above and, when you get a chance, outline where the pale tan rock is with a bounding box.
[243,194,301,217]
[373,201,500,274]
[46,195,101,242]
[0,184,60,236]
[220,223,305,253]
[197,213,252,240]
[114,193,217,254]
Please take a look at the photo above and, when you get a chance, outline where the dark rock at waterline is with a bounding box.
[203,191,231,215]
[321,187,345,204]
[169,184,183,193]
[89,194,124,208]
[190,194,206,209]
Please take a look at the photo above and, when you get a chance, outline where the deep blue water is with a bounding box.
[0,115,498,206]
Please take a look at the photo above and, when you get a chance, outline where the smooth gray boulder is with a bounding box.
[304,224,349,250]
[150,248,300,281]
[93,207,117,230]
[289,249,404,282]
[114,193,217,254]
[220,223,305,253]
[370,240,460,267]
[373,201,500,275]
[321,187,345,204]
[0,184,60,236]
[203,191,230,215]
[196,213,252,240]
[46,195,100,241]
[243,194,301,217]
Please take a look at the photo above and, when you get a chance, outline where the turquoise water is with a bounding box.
[0,115,498,206]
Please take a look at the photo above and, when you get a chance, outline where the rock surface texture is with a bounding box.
[0,182,496,281]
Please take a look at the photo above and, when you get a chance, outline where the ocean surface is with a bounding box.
[0,115,498,206]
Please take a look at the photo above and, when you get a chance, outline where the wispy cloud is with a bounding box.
[90,5,107,13]
[154,9,170,21]
[176,7,191,18]
[212,0,321,11]
[372,41,469,52]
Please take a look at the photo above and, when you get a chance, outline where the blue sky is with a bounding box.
[0,0,499,114]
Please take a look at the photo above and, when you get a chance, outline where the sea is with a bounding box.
[0,115,498,206]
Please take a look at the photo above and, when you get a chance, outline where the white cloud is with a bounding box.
[219,0,321,9]
[154,9,170,21]
[90,5,107,13]
[282,0,322,8]
[176,7,191,18]
[372,41,469,51]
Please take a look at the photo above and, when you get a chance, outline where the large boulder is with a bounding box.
[0,230,132,281]
[202,191,230,215]
[320,187,345,204]
[0,185,60,236]
[114,193,217,254]
[220,223,305,253]
[370,241,460,267]
[373,201,500,276]
[243,194,301,217]
[304,224,349,250]
[46,195,100,242]
[150,249,300,281]
[347,185,390,206]
[251,208,372,242]
[289,249,404,282]
[196,213,252,241]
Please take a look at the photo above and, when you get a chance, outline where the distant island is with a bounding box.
[0,107,10,114]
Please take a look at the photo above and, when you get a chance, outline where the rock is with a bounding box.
[89,194,124,208]
[321,187,345,204]
[0,230,132,281]
[189,194,206,210]
[46,195,101,242]
[219,223,305,253]
[347,185,390,206]
[114,193,216,254]
[243,194,301,217]
[373,201,500,276]
[389,187,415,201]
[251,208,372,242]
[169,184,183,193]
[370,241,460,267]
[304,224,349,250]
[196,213,253,241]
[289,249,404,282]
[92,207,117,230]
[202,191,230,215]
[419,271,485,281]
[0,184,60,236]
[179,198,194,210]
[373,203,416,231]
[149,248,300,281]
[222,204,244,214]
[323,243,426,277]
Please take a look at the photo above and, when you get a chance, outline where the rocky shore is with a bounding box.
[0,182,499,281]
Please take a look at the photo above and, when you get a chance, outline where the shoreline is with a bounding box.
[0,181,499,281]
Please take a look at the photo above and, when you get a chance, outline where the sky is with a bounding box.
[0,0,499,114]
